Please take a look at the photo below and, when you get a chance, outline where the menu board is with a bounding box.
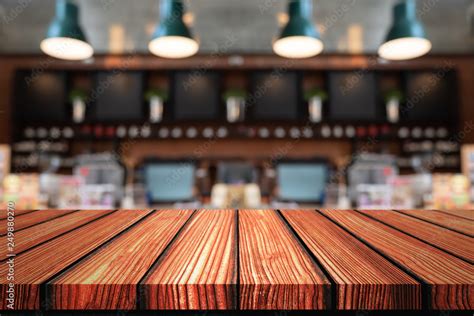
[250,72,300,121]
[94,71,144,122]
[328,71,379,121]
[15,71,67,123]
[403,71,456,123]
[173,71,220,121]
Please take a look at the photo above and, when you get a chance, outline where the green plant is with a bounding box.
[304,88,328,101]
[145,88,169,102]
[69,89,87,103]
[222,89,247,101]
[384,89,404,103]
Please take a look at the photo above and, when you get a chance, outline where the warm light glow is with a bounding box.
[148,36,199,58]
[183,12,195,26]
[347,24,363,54]
[378,37,431,60]
[40,37,93,61]
[277,12,289,26]
[273,36,323,59]
[109,24,125,54]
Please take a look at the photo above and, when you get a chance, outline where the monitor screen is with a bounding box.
[94,71,144,122]
[277,163,328,203]
[217,162,257,184]
[144,163,195,202]
[251,71,300,121]
[328,71,379,121]
[173,71,220,120]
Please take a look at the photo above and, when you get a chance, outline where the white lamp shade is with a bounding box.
[40,37,93,61]
[273,36,323,59]
[378,37,431,61]
[148,36,199,59]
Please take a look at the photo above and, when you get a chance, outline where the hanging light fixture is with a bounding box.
[40,0,93,61]
[378,0,431,60]
[273,0,323,59]
[149,0,199,59]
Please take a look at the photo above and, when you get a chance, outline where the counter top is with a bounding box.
[0,209,472,311]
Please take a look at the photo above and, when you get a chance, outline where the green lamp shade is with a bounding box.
[273,0,323,59]
[40,0,93,60]
[148,0,198,58]
[378,0,431,60]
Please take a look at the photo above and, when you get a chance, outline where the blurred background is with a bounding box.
[0,0,473,210]
[1,0,473,54]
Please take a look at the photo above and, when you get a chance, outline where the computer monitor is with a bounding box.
[216,162,258,184]
[276,161,329,204]
[144,161,195,203]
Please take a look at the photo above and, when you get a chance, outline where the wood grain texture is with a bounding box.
[0,209,77,235]
[142,209,237,310]
[321,210,474,310]
[49,210,193,310]
[0,209,37,220]
[239,209,330,310]
[0,209,472,311]
[397,210,473,236]
[359,210,474,263]
[281,210,421,310]
[436,209,474,221]
[0,210,149,310]
[0,210,114,258]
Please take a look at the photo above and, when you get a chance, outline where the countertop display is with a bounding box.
[0,209,472,311]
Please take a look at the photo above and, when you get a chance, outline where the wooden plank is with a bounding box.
[142,210,237,310]
[436,209,474,221]
[239,209,330,310]
[0,210,114,259]
[0,209,37,220]
[48,210,193,310]
[0,210,77,235]
[359,210,474,263]
[281,210,421,310]
[321,210,474,310]
[0,210,150,310]
[397,210,473,236]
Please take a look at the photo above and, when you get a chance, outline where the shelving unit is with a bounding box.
[10,62,461,173]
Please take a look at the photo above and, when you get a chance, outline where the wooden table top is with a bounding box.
[0,209,472,311]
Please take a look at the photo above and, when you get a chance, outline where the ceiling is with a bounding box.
[0,0,473,55]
